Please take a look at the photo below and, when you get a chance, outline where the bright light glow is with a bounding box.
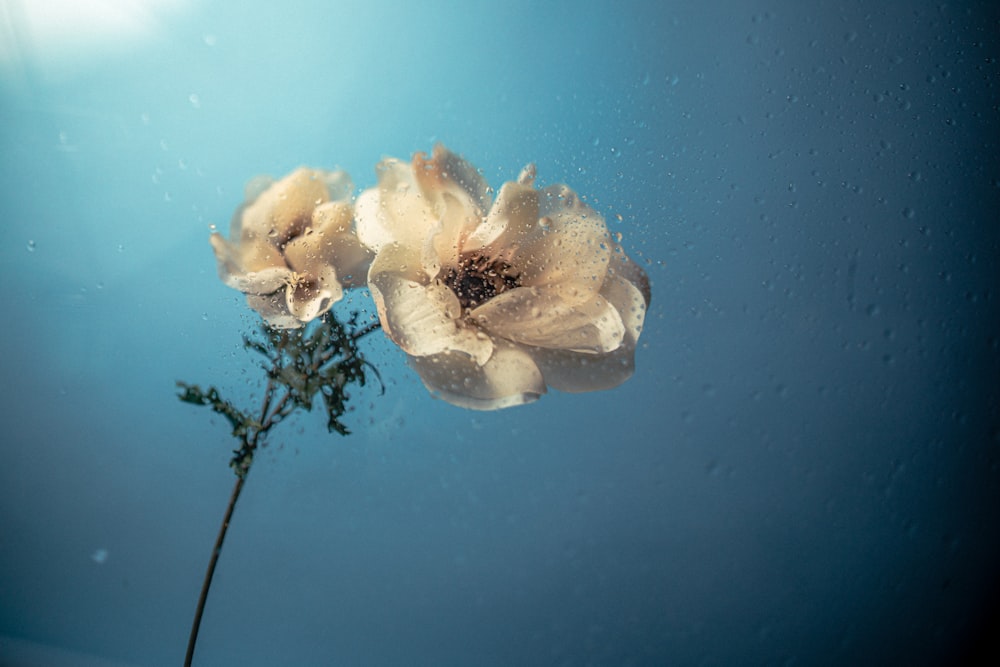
[0,0,189,81]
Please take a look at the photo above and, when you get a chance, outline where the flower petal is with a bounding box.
[310,202,374,288]
[245,292,302,329]
[209,232,291,295]
[523,184,612,288]
[412,145,490,273]
[603,247,650,344]
[285,274,341,324]
[355,159,436,253]
[317,169,353,202]
[532,253,648,392]
[463,177,539,256]
[368,244,493,365]
[413,144,491,225]
[471,285,626,353]
[239,167,333,246]
[532,345,636,393]
[466,179,611,296]
[408,342,545,410]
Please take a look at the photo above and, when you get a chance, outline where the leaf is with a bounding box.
[176,381,207,405]
[178,309,381,477]
[176,382,251,438]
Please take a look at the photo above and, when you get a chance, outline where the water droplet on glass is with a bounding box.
[203,33,217,47]
[26,240,36,252]
[117,244,125,253]
[189,93,201,109]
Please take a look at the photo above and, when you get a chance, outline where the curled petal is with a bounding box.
[409,342,546,410]
[377,145,490,273]
[533,250,648,391]
[368,245,493,365]
[355,159,436,253]
[463,178,539,257]
[245,292,302,330]
[468,181,611,293]
[603,248,650,345]
[472,285,626,353]
[281,201,374,288]
[210,232,290,295]
[520,184,612,289]
[412,144,491,225]
[238,168,334,246]
[285,272,342,324]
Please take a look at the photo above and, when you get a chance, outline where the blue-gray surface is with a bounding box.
[1,1,998,666]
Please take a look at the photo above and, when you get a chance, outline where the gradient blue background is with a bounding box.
[1,1,998,665]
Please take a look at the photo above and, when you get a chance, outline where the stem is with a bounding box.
[184,472,247,667]
[185,383,281,665]
[182,316,375,664]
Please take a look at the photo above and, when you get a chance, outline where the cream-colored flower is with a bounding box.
[356,144,650,410]
[210,167,373,329]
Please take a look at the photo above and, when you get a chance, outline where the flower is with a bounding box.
[210,167,373,329]
[355,144,650,410]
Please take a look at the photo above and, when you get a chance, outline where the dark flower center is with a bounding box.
[443,254,521,311]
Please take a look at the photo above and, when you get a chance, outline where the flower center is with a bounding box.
[443,254,520,311]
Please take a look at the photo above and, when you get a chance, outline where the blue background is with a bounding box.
[1,1,998,665]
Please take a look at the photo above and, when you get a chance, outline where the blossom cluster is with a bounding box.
[210,145,650,410]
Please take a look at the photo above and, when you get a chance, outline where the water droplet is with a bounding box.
[189,93,201,109]
[202,33,217,47]
[26,240,36,252]
[117,244,125,253]
[202,313,209,321]
[902,207,915,219]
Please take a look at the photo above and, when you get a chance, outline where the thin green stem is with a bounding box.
[185,382,283,666]
[183,472,246,667]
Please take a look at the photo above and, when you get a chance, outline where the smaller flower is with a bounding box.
[356,145,651,410]
[210,168,372,329]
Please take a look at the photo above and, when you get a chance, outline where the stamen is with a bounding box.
[443,254,520,311]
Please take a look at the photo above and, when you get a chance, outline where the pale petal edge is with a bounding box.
[408,343,546,411]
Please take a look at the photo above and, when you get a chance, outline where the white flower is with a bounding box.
[356,145,650,410]
[210,167,373,329]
